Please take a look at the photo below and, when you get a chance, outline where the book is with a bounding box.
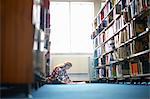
[129,20,136,38]
[43,0,50,9]
[40,7,45,31]
[106,66,112,78]
[119,31,124,44]
[130,0,135,18]
[134,35,149,53]
[131,62,138,76]
[97,47,102,57]
[115,3,121,14]
[105,39,115,53]
[134,19,147,35]
[116,64,122,77]
[127,5,132,21]
[108,11,114,23]
[112,51,119,61]
[105,54,110,65]
[44,37,50,49]
[112,65,116,77]
[110,0,116,6]
[122,61,130,75]
[119,46,127,59]
[134,0,138,16]
[141,60,149,74]
[102,19,108,27]
[130,41,136,54]
[101,11,104,21]
[94,50,98,58]
[106,67,109,78]
[125,43,131,56]
[123,5,132,23]
[94,58,99,67]
[101,56,106,65]
[123,8,128,23]
[147,15,150,29]
[102,44,105,54]
[126,24,130,40]
[99,68,106,78]
[46,10,50,28]
[138,61,143,74]
[98,57,102,65]
[94,37,98,48]
[104,4,108,18]
[114,34,119,48]
[142,0,149,10]
[139,54,149,74]
[121,0,127,10]
[97,16,100,26]
[94,18,97,29]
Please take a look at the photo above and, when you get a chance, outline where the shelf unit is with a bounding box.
[91,0,150,84]
[32,0,51,87]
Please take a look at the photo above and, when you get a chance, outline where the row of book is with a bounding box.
[93,15,149,53]
[92,0,124,33]
[105,24,115,40]
[95,35,149,67]
[94,33,149,64]
[92,15,125,46]
[92,0,150,40]
[123,0,150,23]
[105,39,115,53]
[101,1,113,22]
[115,16,125,33]
[92,0,117,37]
[98,55,149,78]
[115,36,148,59]
[98,64,126,78]
[98,52,118,66]
[114,28,129,48]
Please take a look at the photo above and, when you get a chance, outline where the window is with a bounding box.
[50,2,94,53]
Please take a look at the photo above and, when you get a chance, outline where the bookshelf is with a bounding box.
[91,0,150,84]
[32,0,51,88]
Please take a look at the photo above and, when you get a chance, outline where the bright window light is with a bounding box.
[50,2,94,53]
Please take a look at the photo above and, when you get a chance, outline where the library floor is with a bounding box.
[32,83,150,99]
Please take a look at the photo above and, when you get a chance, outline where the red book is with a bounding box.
[131,63,138,76]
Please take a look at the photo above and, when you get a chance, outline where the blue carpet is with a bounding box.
[32,84,150,99]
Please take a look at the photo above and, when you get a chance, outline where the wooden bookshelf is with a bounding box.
[91,0,150,84]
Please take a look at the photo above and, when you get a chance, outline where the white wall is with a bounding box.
[50,53,92,81]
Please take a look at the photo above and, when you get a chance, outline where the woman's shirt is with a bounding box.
[49,66,71,83]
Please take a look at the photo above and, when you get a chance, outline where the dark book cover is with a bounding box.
[121,0,127,10]
[122,61,130,75]
[142,61,150,74]
[40,7,45,31]
[116,4,121,14]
